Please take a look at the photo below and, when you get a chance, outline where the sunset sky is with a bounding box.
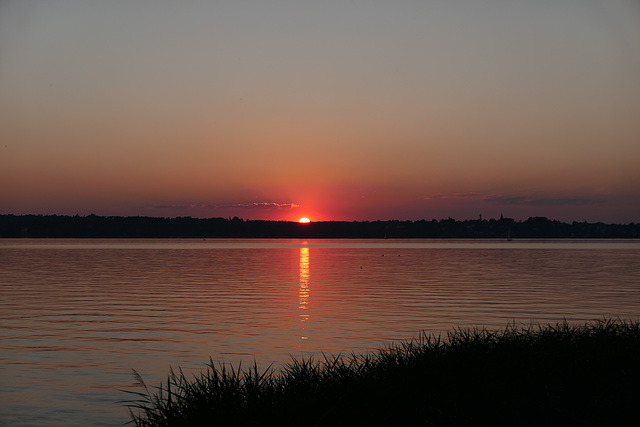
[1,0,639,223]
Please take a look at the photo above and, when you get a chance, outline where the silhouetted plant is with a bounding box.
[124,318,640,426]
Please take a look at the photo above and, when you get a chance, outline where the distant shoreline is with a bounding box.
[1,214,638,239]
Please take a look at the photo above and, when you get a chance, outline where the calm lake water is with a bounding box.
[1,238,640,426]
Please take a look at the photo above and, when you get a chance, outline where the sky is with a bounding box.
[1,0,639,223]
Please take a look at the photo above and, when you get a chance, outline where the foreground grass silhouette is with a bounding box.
[125,319,640,426]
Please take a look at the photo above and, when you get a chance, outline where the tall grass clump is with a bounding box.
[124,318,640,426]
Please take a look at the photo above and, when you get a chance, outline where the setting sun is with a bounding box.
[298,217,311,223]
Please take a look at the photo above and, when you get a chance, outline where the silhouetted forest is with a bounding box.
[1,214,638,238]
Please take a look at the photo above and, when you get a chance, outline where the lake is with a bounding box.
[1,238,639,426]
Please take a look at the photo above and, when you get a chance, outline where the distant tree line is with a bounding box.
[1,214,638,238]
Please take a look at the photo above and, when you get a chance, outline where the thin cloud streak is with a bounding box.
[485,195,608,207]
[149,202,302,211]
[230,202,302,209]
[424,192,485,200]
[425,193,609,207]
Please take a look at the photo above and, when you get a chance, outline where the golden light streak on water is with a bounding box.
[299,247,311,340]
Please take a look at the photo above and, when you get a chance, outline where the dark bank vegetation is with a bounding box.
[125,319,640,426]
[2,214,639,238]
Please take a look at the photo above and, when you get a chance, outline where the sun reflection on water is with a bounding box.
[298,246,310,341]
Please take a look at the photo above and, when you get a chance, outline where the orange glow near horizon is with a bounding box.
[298,217,311,223]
